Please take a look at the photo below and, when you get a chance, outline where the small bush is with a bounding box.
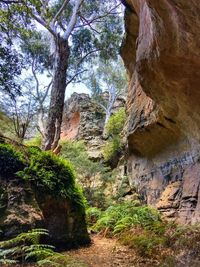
[86,207,102,226]
[120,231,167,257]
[102,136,121,162]
[105,108,126,136]
[102,108,126,162]
[60,140,110,179]
[0,144,25,178]
[17,149,86,208]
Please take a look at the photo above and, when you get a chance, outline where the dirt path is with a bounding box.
[65,235,142,267]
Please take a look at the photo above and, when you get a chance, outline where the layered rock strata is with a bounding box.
[61,92,125,160]
[121,0,200,223]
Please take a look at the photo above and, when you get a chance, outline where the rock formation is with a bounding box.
[0,144,90,249]
[61,92,125,160]
[121,0,200,224]
[61,93,129,205]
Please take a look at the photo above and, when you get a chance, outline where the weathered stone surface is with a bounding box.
[61,92,125,160]
[0,178,43,239]
[61,93,105,160]
[61,93,130,205]
[35,193,90,249]
[121,0,200,223]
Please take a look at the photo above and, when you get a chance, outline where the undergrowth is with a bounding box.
[0,228,87,267]
[102,108,126,162]
[87,202,200,265]
[90,201,162,235]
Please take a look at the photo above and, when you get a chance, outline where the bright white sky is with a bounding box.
[66,82,90,98]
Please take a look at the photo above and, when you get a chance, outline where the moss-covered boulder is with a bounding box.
[0,144,90,249]
[0,144,43,239]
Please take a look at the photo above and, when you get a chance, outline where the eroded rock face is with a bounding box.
[122,0,200,223]
[61,92,125,160]
[35,193,90,249]
[0,178,43,239]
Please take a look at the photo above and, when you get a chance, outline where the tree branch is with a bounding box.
[30,12,56,38]
[50,0,70,30]
[66,69,87,86]
[63,0,83,40]
[76,49,101,68]
[42,80,52,103]
[78,3,121,27]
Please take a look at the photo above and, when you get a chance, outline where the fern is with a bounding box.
[0,228,70,266]
[93,202,161,235]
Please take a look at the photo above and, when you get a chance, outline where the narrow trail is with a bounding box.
[65,235,151,267]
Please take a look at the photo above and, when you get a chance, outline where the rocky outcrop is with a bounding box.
[0,144,90,249]
[35,193,90,249]
[0,178,43,239]
[61,93,130,206]
[121,0,200,224]
[61,92,125,160]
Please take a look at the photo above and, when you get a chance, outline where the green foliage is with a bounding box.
[25,134,42,147]
[86,207,102,226]
[0,228,86,266]
[121,231,167,257]
[92,201,161,235]
[21,30,51,71]
[0,34,23,97]
[102,136,121,162]
[17,149,86,208]
[105,108,126,137]
[60,140,110,179]
[0,143,24,178]
[102,108,126,162]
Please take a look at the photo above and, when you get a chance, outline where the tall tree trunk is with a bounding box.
[43,36,69,151]
[37,106,45,137]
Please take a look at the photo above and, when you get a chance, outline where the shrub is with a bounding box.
[105,108,126,136]
[17,149,86,208]
[86,207,102,226]
[25,134,42,147]
[0,143,25,178]
[102,108,126,162]
[102,136,121,162]
[120,231,167,257]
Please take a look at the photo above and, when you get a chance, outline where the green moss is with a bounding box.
[25,135,42,147]
[0,144,25,178]
[17,149,86,209]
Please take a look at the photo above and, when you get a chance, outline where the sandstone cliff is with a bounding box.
[61,92,125,160]
[121,0,200,224]
[61,93,131,206]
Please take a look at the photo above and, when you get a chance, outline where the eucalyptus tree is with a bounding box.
[86,58,127,128]
[0,0,123,150]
